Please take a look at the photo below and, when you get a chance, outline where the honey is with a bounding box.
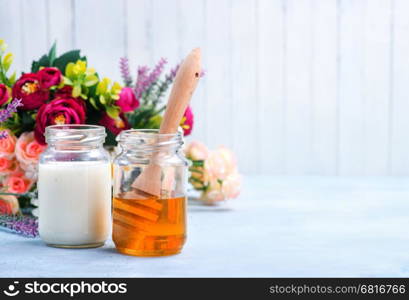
[113,191,186,257]
[113,129,188,256]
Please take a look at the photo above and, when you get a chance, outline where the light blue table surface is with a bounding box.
[1,176,409,277]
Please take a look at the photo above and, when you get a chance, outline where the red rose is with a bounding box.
[12,73,49,110]
[116,87,139,113]
[34,98,86,144]
[99,112,130,136]
[38,67,62,89]
[54,86,73,99]
[0,84,10,106]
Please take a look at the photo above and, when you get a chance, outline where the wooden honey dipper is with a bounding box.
[131,48,202,198]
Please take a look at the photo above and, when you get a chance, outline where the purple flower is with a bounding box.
[0,98,22,123]
[134,66,150,99]
[165,64,180,81]
[0,98,22,139]
[0,214,38,237]
[146,58,167,87]
[119,57,133,87]
[154,64,181,102]
[134,58,168,99]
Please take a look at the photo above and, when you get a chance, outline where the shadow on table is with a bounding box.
[98,247,179,260]
[187,198,232,212]
[8,235,110,252]
[99,247,117,255]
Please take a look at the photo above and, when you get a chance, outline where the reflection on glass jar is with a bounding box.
[113,129,188,256]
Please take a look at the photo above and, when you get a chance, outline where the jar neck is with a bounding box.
[45,125,106,150]
[48,143,104,151]
[117,129,183,156]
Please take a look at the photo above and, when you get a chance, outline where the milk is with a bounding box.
[38,161,111,246]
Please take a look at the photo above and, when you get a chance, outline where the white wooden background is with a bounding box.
[1,0,409,176]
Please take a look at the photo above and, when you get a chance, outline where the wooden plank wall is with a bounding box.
[0,0,407,175]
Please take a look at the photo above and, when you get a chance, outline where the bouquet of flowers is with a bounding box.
[0,39,194,225]
[184,141,242,205]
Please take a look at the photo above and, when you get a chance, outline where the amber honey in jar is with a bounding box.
[113,129,188,256]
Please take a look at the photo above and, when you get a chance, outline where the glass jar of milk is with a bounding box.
[38,125,111,248]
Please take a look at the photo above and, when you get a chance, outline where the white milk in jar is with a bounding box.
[38,125,111,248]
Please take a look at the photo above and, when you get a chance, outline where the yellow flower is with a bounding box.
[2,52,13,71]
[65,60,88,77]
[64,60,99,99]
[0,39,7,52]
[97,77,111,95]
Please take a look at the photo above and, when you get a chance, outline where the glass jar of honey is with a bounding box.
[113,129,188,256]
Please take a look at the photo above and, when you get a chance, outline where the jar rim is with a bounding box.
[117,129,183,151]
[46,124,105,133]
[45,124,106,146]
[118,129,182,139]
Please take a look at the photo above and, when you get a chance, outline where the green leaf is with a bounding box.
[39,54,50,66]
[48,41,57,66]
[53,50,86,73]
[104,129,117,146]
[106,105,120,119]
[9,110,36,134]
[2,53,13,72]
[8,72,16,85]
[192,160,205,167]
[72,85,81,97]
[84,74,98,87]
[31,61,39,73]
[127,105,156,128]
[31,54,50,72]
[89,97,99,110]
[63,76,73,85]
[99,95,106,104]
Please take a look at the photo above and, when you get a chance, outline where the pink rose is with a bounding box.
[201,177,225,204]
[0,83,10,106]
[188,143,242,204]
[4,170,32,194]
[221,172,242,199]
[99,112,130,136]
[201,172,241,204]
[205,149,234,181]
[15,132,46,169]
[0,195,19,214]
[116,87,139,113]
[216,146,237,174]
[184,141,209,161]
[38,67,62,89]
[12,73,49,110]
[203,189,225,204]
[0,157,18,174]
[180,106,194,136]
[34,98,86,144]
[0,130,16,158]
